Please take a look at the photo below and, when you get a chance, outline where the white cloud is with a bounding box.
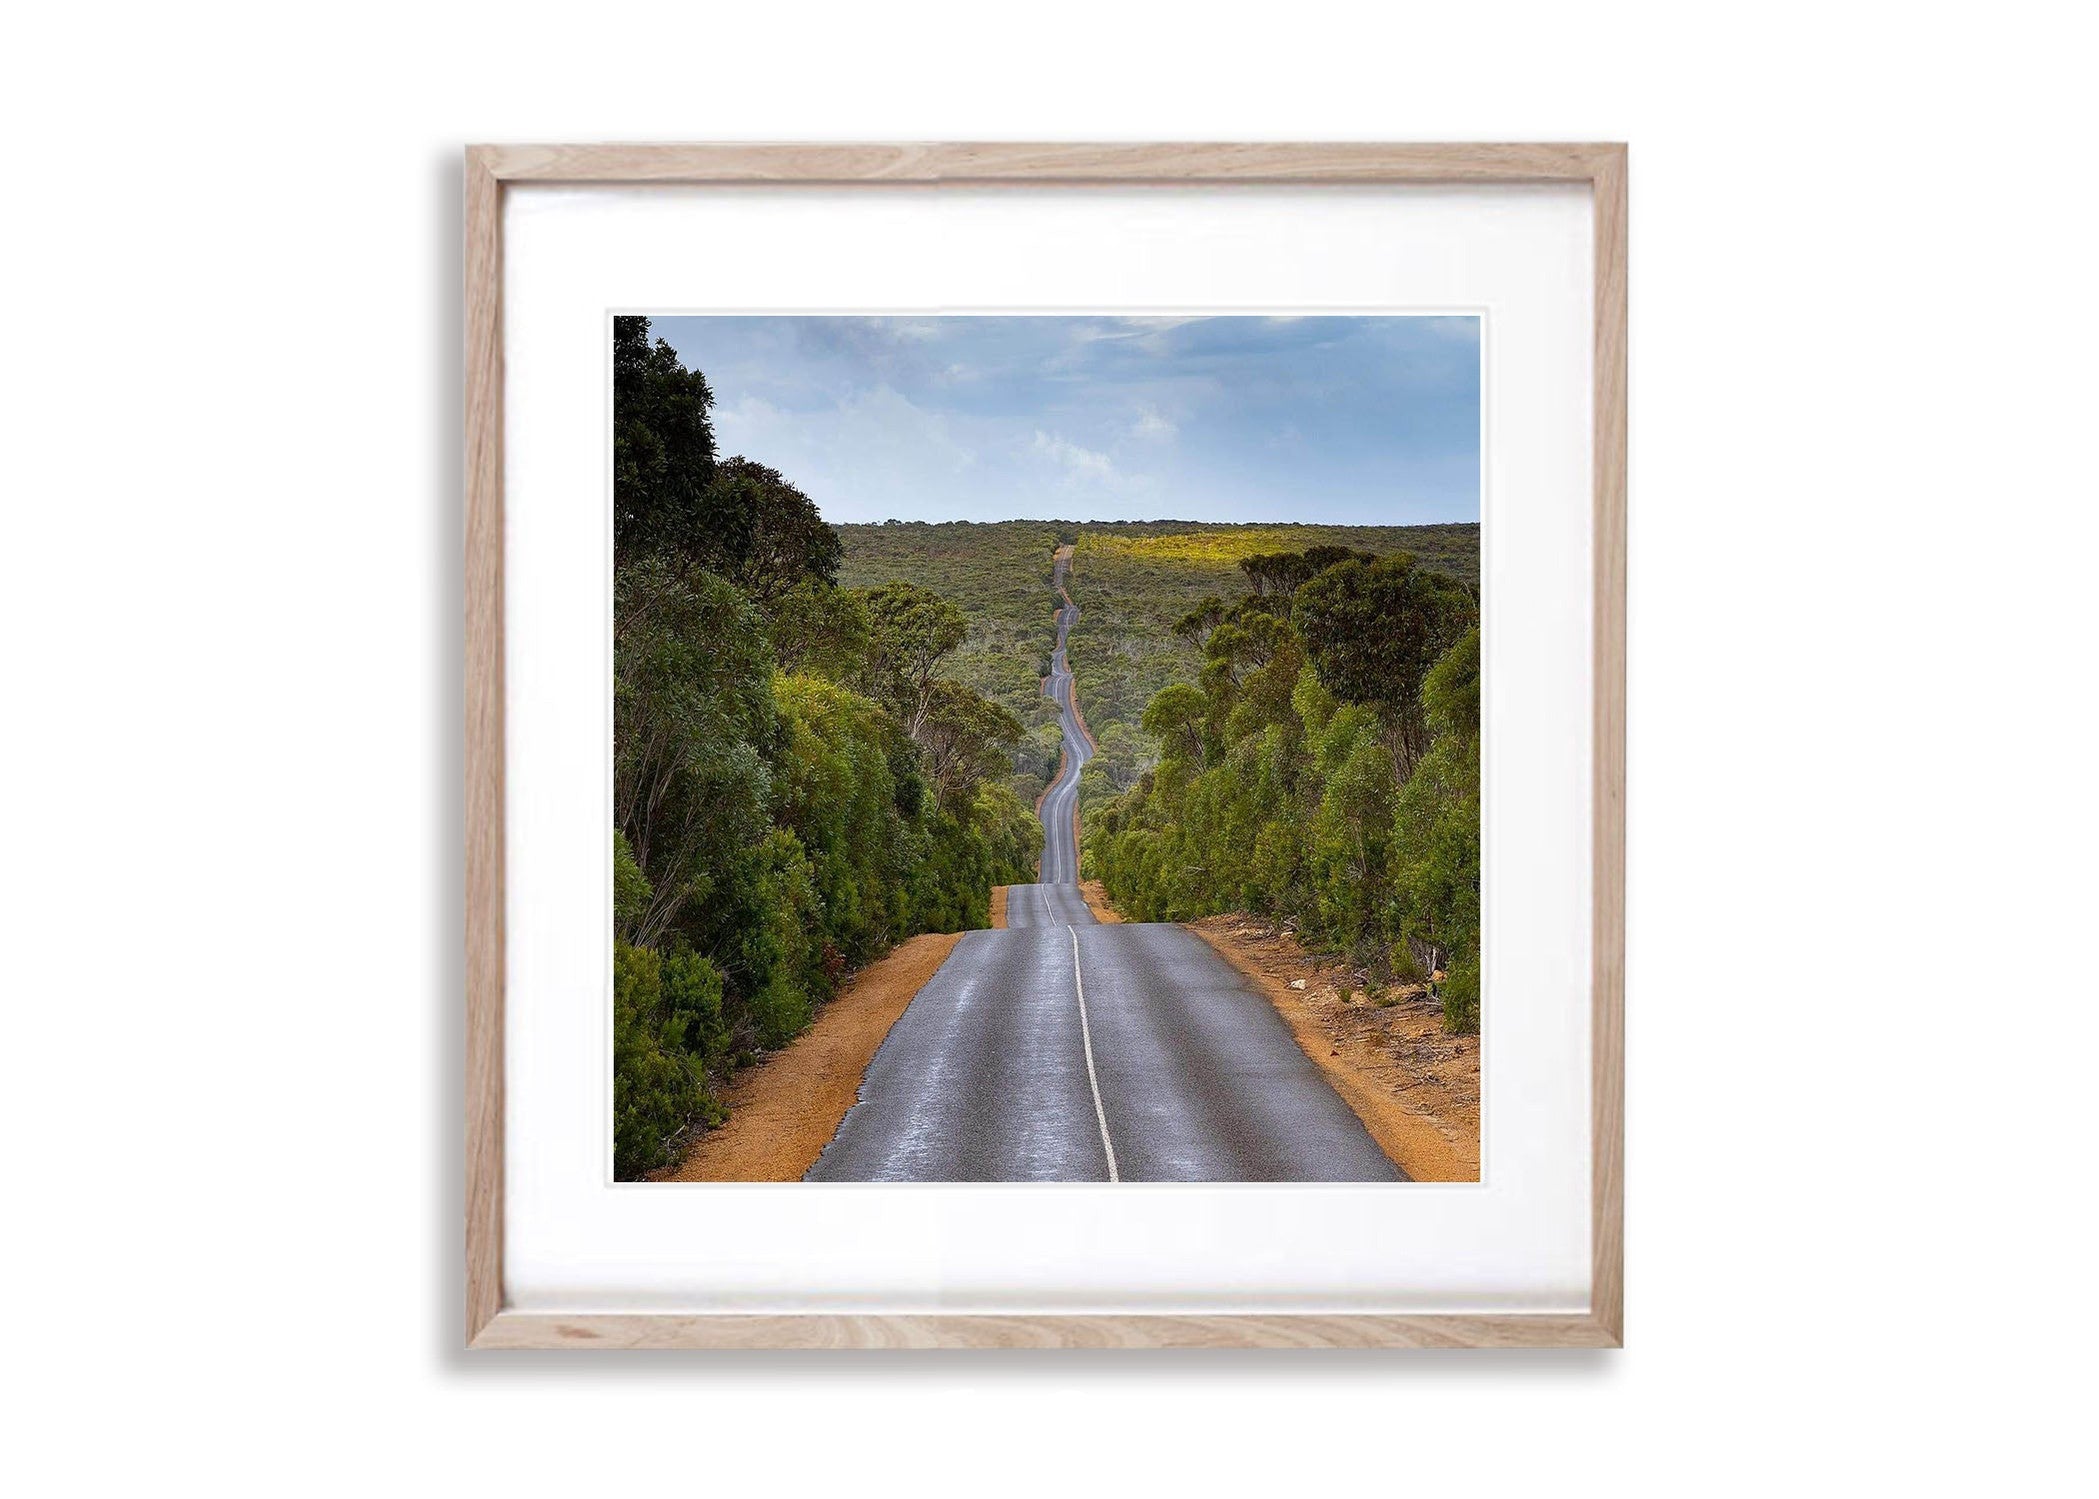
[1065,315,1209,349]
[715,385,976,520]
[1029,429,1163,503]
[1032,428,1117,480]
[1131,406,1177,442]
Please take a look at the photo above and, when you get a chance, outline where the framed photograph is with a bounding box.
[466,143,1625,1348]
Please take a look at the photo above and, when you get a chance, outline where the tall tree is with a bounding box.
[709,457,843,602]
[1389,626,1483,1031]
[1172,595,1229,648]
[612,559,776,947]
[613,316,719,567]
[859,581,969,738]
[1292,553,1475,778]
[1238,546,1374,598]
[915,681,1024,806]
[765,579,870,680]
[1141,682,1209,766]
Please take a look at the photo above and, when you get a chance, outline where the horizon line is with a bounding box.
[827,517,1482,528]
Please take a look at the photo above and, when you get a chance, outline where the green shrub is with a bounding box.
[612,940,724,1178]
[1440,955,1481,1034]
[613,833,652,938]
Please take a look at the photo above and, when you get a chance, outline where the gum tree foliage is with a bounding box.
[915,681,1025,807]
[1238,545,1375,598]
[1051,522,1477,813]
[613,318,841,599]
[1085,548,1483,1034]
[610,321,1041,1177]
[1172,595,1229,651]
[613,315,719,567]
[763,579,870,680]
[613,559,776,950]
[1141,683,1208,768]
[829,520,1070,804]
[859,581,970,739]
[1388,625,1482,1030]
[708,457,843,602]
[1292,552,1476,778]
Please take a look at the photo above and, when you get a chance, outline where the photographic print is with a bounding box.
[613,313,1482,1184]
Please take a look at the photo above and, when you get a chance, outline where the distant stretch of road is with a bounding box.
[1012,551,1094,924]
[806,548,1404,1182]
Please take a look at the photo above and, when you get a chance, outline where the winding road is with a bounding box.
[1010,549,1094,922]
[806,548,1405,1182]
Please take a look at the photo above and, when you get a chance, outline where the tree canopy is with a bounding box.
[709,457,843,602]
[1293,552,1475,776]
[859,580,970,738]
[613,315,719,567]
[1142,682,1208,767]
[1239,545,1376,598]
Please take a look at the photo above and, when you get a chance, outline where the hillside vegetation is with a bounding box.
[836,518,1480,807]
[1065,521,1475,802]
[836,521,1069,795]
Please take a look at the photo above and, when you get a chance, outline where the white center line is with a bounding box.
[1069,924,1119,1182]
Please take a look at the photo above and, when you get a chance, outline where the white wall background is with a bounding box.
[2,3,2092,1494]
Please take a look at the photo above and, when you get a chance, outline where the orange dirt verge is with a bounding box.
[657,931,963,1182]
[1079,879,1123,923]
[989,885,1009,929]
[1188,917,1480,1182]
[1067,677,1098,754]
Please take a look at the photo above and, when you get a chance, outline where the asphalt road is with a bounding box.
[806,549,1405,1182]
[1008,556,1095,927]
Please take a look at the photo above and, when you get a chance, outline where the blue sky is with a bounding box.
[645,315,1480,525]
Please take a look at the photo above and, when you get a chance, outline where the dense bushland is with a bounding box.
[835,520,1070,796]
[1062,522,1476,805]
[612,320,1040,1178]
[1083,547,1483,1032]
[834,518,1480,809]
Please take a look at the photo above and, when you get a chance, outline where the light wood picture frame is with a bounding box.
[465,142,1626,1350]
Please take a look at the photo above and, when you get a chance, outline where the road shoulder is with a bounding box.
[1079,879,1123,923]
[1187,918,1481,1182]
[657,931,963,1182]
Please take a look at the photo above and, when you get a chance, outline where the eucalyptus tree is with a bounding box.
[1293,552,1475,777]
